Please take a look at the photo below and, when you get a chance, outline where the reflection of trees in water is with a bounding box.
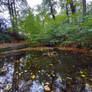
[9,53,64,92]
[0,62,14,91]
[0,51,92,92]
[11,61,20,92]
[11,52,92,92]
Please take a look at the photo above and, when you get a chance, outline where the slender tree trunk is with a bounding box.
[66,4,69,22]
[7,0,17,32]
[66,5,69,16]
[82,0,86,16]
[49,0,55,20]
[69,0,76,14]
[11,62,19,92]
[50,5,55,20]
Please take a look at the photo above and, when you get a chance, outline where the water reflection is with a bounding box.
[0,51,92,92]
[0,62,14,91]
[30,80,44,92]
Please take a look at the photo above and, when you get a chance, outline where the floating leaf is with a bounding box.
[4,86,12,90]
[47,74,50,77]
[24,70,28,72]
[19,73,22,76]
[81,74,86,78]
[16,72,18,74]
[49,64,53,66]
[52,74,55,77]
[21,72,23,74]
[45,82,50,85]
[38,70,40,73]
[31,75,35,79]
[42,82,44,86]
[44,85,50,91]
[59,77,62,81]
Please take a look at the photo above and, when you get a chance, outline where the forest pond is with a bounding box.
[0,50,92,92]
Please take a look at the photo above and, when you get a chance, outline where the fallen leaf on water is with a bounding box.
[49,64,53,66]
[38,70,40,73]
[31,75,35,79]
[66,77,72,80]
[52,74,55,77]
[21,72,23,74]
[44,85,50,91]
[4,86,12,90]
[16,72,18,74]
[45,82,50,85]
[19,73,22,76]
[47,74,50,77]
[42,82,44,86]
[81,74,86,78]
[59,77,62,81]
[24,70,28,72]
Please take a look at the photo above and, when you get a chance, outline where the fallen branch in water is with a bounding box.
[0,46,92,56]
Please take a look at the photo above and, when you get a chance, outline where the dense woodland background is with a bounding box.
[0,0,92,49]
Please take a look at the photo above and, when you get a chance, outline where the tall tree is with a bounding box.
[49,0,55,20]
[69,0,76,14]
[0,0,29,31]
[43,0,56,20]
[82,0,86,16]
[60,0,76,16]
[7,0,17,31]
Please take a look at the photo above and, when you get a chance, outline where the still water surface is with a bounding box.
[0,50,92,92]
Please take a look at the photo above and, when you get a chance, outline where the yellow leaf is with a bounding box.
[21,72,23,74]
[31,75,35,79]
[38,70,40,73]
[42,82,44,86]
[59,77,62,81]
[81,74,86,77]
[4,86,12,90]
[49,64,53,66]
[45,82,49,85]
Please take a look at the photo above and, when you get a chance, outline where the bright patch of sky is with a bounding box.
[27,0,92,8]
[27,0,92,14]
[27,0,42,8]
[87,0,92,2]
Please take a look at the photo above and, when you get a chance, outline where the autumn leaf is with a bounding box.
[81,74,86,78]
[31,75,35,79]
[49,64,53,66]
[44,85,50,92]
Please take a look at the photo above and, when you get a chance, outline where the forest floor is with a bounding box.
[0,41,92,55]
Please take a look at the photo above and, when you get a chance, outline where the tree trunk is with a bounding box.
[50,5,55,20]
[70,1,76,14]
[66,5,69,16]
[49,0,55,20]
[66,4,69,22]
[7,0,17,32]
[82,0,86,16]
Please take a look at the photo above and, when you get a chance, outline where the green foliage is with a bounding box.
[0,33,12,43]
[17,1,92,49]
[19,12,92,49]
